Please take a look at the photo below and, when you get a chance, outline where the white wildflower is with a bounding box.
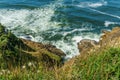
[37,70,40,73]
[28,62,32,67]
[22,65,26,69]
[1,69,6,73]
[7,70,10,74]
[0,72,3,75]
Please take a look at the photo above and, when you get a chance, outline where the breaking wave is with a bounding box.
[76,0,107,8]
[104,21,120,27]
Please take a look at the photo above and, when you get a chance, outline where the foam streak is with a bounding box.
[89,8,120,19]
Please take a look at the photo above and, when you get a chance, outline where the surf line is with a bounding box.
[89,8,120,20]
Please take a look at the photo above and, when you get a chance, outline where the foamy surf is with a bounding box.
[89,8,120,19]
[51,29,100,59]
[104,21,120,27]
[76,0,107,8]
[0,7,60,31]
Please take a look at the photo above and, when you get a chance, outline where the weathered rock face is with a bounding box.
[0,24,65,68]
[78,27,120,54]
[21,39,66,66]
[44,44,66,56]
[99,27,120,47]
[78,39,98,53]
[22,39,65,57]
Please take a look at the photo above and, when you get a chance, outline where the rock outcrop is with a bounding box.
[0,24,65,68]
[78,39,98,53]
[78,27,120,55]
[99,27,120,47]
[21,39,66,66]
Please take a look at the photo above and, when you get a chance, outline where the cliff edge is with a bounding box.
[0,24,65,69]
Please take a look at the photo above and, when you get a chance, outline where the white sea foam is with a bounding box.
[77,0,107,8]
[0,5,61,32]
[89,8,120,19]
[72,35,100,43]
[0,3,62,43]
[72,36,83,43]
[52,32,100,59]
[63,28,87,36]
[104,21,120,27]
[52,40,80,59]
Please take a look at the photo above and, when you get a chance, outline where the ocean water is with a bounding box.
[0,0,120,59]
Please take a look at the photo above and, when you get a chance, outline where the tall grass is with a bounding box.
[0,47,120,80]
[69,47,120,80]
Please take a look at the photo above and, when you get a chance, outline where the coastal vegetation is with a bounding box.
[0,24,120,80]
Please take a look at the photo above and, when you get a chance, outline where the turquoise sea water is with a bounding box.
[0,0,120,59]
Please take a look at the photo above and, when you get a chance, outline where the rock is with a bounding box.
[78,39,98,53]
[99,27,120,47]
[21,39,66,66]
[102,30,110,34]
[44,44,66,57]
[78,27,120,54]
[21,39,65,57]
[0,24,65,68]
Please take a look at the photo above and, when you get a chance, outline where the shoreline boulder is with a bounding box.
[78,27,120,55]
[78,39,98,53]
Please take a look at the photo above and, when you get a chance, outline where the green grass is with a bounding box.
[0,44,120,80]
[71,47,120,80]
[10,47,118,80]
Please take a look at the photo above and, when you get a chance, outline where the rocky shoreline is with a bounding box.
[0,23,120,79]
[1,23,120,68]
[77,27,120,56]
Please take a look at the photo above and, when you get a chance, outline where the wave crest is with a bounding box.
[77,1,107,8]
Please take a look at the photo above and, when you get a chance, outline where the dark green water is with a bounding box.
[0,0,120,59]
